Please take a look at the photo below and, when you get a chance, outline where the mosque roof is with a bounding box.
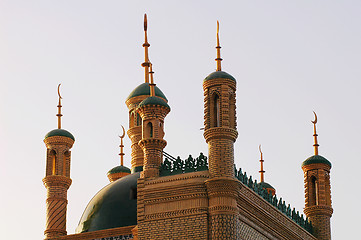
[204,71,236,82]
[138,96,170,109]
[127,83,167,101]
[44,129,75,141]
[302,155,332,167]
[75,172,140,233]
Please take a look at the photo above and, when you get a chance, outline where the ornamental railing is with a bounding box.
[160,152,208,176]
[235,167,313,234]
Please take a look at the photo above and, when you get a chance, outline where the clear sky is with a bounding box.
[0,1,360,239]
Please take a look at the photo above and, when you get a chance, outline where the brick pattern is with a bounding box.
[302,163,333,240]
[138,139,166,178]
[210,214,240,239]
[127,126,144,170]
[43,136,74,239]
[238,220,268,240]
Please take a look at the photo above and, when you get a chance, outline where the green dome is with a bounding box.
[258,182,275,190]
[45,129,75,141]
[302,155,332,168]
[138,96,170,109]
[107,165,131,175]
[76,172,140,233]
[204,71,236,82]
[127,83,167,101]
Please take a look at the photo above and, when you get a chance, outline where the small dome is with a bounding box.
[138,96,170,109]
[302,155,332,168]
[107,165,131,175]
[258,182,275,190]
[204,71,236,82]
[76,172,140,233]
[127,83,167,101]
[45,129,75,141]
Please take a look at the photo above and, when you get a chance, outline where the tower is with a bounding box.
[43,84,75,239]
[137,60,170,178]
[125,14,168,174]
[203,21,240,239]
[302,112,333,240]
[107,125,131,182]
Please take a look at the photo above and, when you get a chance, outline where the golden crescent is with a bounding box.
[311,111,317,124]
[144,14,147,31]
[119,125,125,139]
[57,84,63,99]
[217,20,219,34]
[259,144,262,154]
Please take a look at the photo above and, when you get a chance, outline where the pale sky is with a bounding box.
[1,1,360,239]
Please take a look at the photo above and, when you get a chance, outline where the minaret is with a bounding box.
[302,112,333,240]
[258,145,276,196]
[125,14,168,174]
[43,84,75,239]
[138,61,170,178]
[107,125,131,182]
[204,21,240,239]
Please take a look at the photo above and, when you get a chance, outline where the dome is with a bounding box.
[44,129,75,141]
[138,96,170,109]
[258,181,275,190]
[75,172,140,233]
[107,165,131,175]
[302,155,332,168]
[127,83,167,101]
[204,71,236,82]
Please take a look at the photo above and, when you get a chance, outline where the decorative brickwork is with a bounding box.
[302,163,333,240]
[49,226,134,240]
[43,135,74,239]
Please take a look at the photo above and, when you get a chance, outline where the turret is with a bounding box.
[125,14,168,173]
[302,112,333,240]
[204,21,240,240]
[43,84,74,239]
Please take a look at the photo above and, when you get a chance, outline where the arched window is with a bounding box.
[136,113,141,126]
[130,112,135,128]
[51,150,56,175]
[147,122,153,138]
[212,93,220,127]
[311,176,319,205]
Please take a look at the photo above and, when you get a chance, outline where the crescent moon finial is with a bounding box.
[57,83,63,99]
[311,111,317,124]
[119,125,126,139]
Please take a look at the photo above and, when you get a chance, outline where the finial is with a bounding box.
[142,13,150,83]
[149,63,156,97]
[215,20,222,71]
[56,84,63,129]
[119,125,125,166]
[259,144,265,182]
[311,111,319,155]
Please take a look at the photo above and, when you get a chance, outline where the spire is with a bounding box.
[259,144,265,182]
[142,14,150,83]
[311,111,319,155]
[56,84,63,129]
[215,20,222,71]
[119,125,125,166]
[149,63,156,97]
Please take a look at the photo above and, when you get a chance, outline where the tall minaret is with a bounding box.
[204,21,240,240]
[302,112,333,240]
[43,84,75,239]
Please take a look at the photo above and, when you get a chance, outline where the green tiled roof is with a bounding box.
[302,155,332,167]
[204,71,236,82]
[45,129,75,141]
[76,172,140,233]
[107,165,131,175]
[138,96,170,109]
[127,83,167,101]
[258,181,275,190]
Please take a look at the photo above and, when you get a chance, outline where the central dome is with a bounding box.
[75,172,140,233]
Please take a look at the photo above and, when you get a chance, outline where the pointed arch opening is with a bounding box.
[146,122,153,138]
[310,176,319,205]
[212,93,220,127]
[130,112,135,128]
[50,150,56,175]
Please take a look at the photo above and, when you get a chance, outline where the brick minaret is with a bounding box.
[302,112,333,240]
[138,62,170,178]
[204,21,240,239]
[43,84,74,239]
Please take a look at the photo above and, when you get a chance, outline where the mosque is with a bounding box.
[42,15,333,240]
